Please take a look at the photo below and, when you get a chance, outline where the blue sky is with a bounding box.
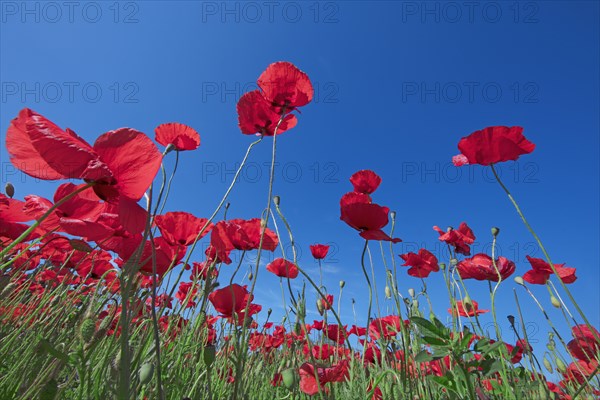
[1,1,598,358]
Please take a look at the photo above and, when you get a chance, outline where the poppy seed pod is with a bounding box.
[491,227,500,237]
[439,263,446,271]
[273,195,280,206]
[507,315,515,326]
[339,280,345,288]
[4,182,14,198]
[390,211,396,220]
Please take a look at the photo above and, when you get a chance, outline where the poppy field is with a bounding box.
[0,61,598,400]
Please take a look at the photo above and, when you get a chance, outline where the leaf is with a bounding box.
[428,375,460,395]
[411,316,447,339]
[422,336,448,347]
[414,350,433,363]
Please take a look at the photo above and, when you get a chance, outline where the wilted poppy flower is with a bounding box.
[457,253,516,282]
[453,126,535,166]
[155,122,200,151]
[257,61,313,113]
[399,249,439,278]
[522,255,577,284]
[237,90,298,136]
[449,300,489,317]
[154,211,213,246]
[310,244,330,259]
[266,258,299,279]
[340,202,401,242]
[433,222,475,255]
[349,170,382,194]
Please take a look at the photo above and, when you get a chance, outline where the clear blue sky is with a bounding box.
[1,1,598,355]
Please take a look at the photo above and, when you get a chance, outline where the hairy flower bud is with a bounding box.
[339,280,345,289]
[514,276,525,285]
[550,295,561,308]
[491,227,500,237]
[4,182,14,198]
[79,318,96,343]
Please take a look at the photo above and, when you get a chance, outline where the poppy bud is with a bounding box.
[514,276,525,285]
[294,322,302,335]
[339,280,345,288]
[555,357,567,374]
[408,288,415,298]
[385,286,391,299]
[450,258,458,266]
[316,299,325,315]
[225,202,230,210]
[278,358,287,372]
[273,196,280,206]
[4,182,14,198]
[412,299,419,308]
[543,356,553,373]
[79,318,96,343]
[138,362,154,385]
[390,211,396,220]
[203,345,216,367]
[439,263,446,271]
[281,368,298,390]
[463,296,473,311]
[491,227,500,237]
[248,272,253,281]
[550,295,561,308]
[267,308,272,316]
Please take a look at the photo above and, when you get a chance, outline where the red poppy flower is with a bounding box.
[154,122,200,151]
[326,324,348,344]
[368,315,404,341]
[237,90,298,136]
[349,170,382,194]
[154,211,213,247]
[210,218,279,264]
[138,236,186,276]
[266,258,299,279]
[339,191,371,208]
[340,202,401,242]
[433,222,475,255]
[208,284,255,318]
[567,325,600,362]
[318,294,334,311]
[7,109,162,234]
[0,194,37,241]
[457,253,516,282]
[310,244,330,260]
[399,249,439,278]
[522,256,577,284]
[449,300,489,317]
[257,61,313,112]
[175,281,199,308]
[453,126,535,166]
